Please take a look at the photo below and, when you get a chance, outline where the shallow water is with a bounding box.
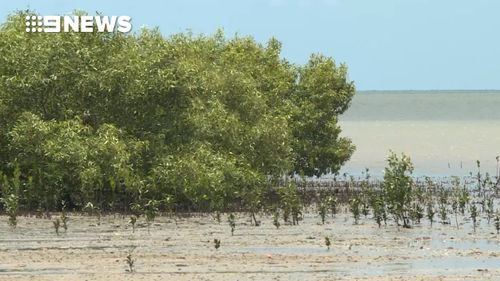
[338,90,500,177]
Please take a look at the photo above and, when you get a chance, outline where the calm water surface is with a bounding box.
[338,90,500,177]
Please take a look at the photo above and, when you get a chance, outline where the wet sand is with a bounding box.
[0,212,499,280]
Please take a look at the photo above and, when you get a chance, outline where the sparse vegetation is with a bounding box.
[53,218,61,236]
[228,214,236,236]
[214,239,221,250]
[125,247,136,273]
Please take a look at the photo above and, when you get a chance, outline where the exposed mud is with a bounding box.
[0,212,499,280]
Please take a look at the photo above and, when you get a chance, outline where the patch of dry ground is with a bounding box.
[0,212,499,280]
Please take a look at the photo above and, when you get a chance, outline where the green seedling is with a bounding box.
[372,195,386,227]
[325,236,331,250]
[470,204,478,233]
[144,199,159,234]
[349,197,361,224]
[458,188,470,215]
[494,215,500,234]
[451,200,459,229]
[129,215,137,233]
[486,197,494,224]
[411,203,424,224]
[1,166,20,229]
[318,202,327,224]
[272,209,280,229]
[382,152,414,229]
[426,203,435,227]
[214,238,221,250]
[439,204,448,225]
[61,200,68,232]
[326,195,338,217]
[53,218,61,236]
[2,193,19,229]
[125,247,136,272]
[228,213,236,236]
[361,200,370,218]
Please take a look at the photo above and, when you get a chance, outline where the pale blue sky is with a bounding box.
[1,0,499,90]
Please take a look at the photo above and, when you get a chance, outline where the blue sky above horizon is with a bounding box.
[1,0,499,91]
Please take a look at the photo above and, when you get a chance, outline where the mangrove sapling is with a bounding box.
[470,204,479,233]
[451,201,459,229]
[326,195,338,217]
[318,201,327,224]
[438,203,448,225]
[458,188,470,216]
[2,193,19,229]
[144,199,159,234]
[228,213,236,236]
[372,195,386,228]
[272,209,280,229]
[349,197,361,224]
[410,203,424,225]
[1,166,20,229]
[129,215,137,233]
[125,247,136,273]
[361,200,370,218]
[486,197,494,224]
[325,237,331,250]
[279,184,302,225]
[382,152,414,229]
[53,218,61,236]
[214,239,221,250]
[60,200,68,232]
[426,203,436,227]
[494,215,500,234]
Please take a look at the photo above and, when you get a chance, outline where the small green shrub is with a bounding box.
[53,218,61,236]
[470,204,478,233]
[494,214,500,234]
[228,213,236,236]
[349,197,361,224]
[129,215,138,233]
[214,238,221,250]
[318,201,327,224]
[125,247,136,272]
[272,209,280,229]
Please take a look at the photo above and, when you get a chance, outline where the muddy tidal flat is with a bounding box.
[0,213,499,280]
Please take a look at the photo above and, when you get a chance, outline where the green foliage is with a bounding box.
[228,213,236,236]
[129,215,137,233]
[382,152,414,228]
[272,209,280,229]
[278,183,302,225]
[61,200,69,232]
[326,195,338,216]
[470,204,478,233]
[325,236,331,250]
[371,194,386,227]
[53,218,61,236]
[214,238,221,250]
[125,247,136,272]
[494,215,500,234]
[144,199,159,233]
[0,11,355,213]
[349,197,361,224]
[0,164,20,228]
[318,200,327,224]
[426,202,436,226]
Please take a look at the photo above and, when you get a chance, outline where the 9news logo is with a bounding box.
[25,15,132,33]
